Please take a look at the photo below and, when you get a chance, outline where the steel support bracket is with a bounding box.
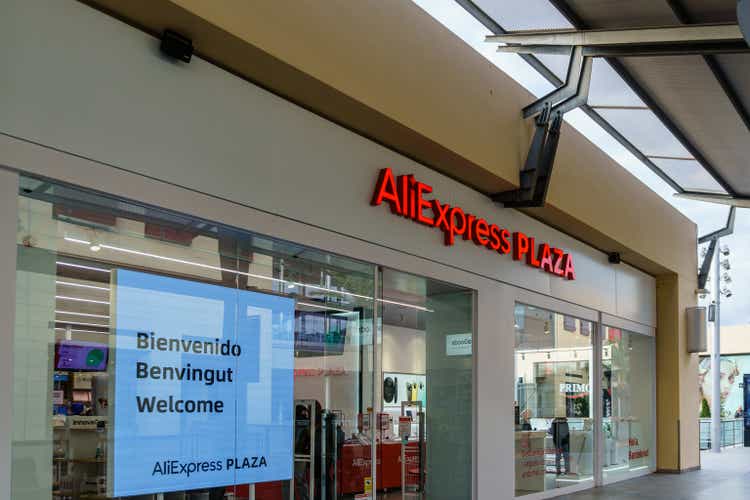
[493,47,592,208]
[697,206,736,290]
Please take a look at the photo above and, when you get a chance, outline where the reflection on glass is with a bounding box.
[602,327,655,480]
[514,304,594,497]
[14,176,376,499]
[379,269,474,500]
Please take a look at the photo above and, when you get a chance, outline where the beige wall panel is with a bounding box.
[82,0,698,282]
[656,274,680,471]
[615,264,658,328]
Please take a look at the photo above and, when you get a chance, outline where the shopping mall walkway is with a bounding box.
[558,447,750,499]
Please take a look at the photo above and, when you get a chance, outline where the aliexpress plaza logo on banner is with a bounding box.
[371,168,576,280]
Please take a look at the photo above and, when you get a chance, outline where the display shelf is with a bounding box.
[71,458,107,464]
[53,458,106,464]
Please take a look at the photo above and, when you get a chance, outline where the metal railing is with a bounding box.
[699,418,745,450]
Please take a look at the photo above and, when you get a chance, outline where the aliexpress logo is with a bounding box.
[371,168,575,280]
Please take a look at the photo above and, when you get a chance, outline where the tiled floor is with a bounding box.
[557,447,750,499]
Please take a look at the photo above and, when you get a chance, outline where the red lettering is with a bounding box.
[552,248,565,276]
[372,170,575,280]
[563,254,576,280]
[513,232,529,261]
[464,214,476,241]
[473,218,490,246]
[499,229,511,254]
[415,181,434,226]
[409,176,417,219]
[538,243,554,272]
[371,168,402,215]
[432,200,450,231]
[397,175,411,219]
[488,224,502,251]
[445,207,467,245]
[526,237,541,268]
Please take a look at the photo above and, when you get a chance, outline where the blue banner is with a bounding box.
[111,269,295,496]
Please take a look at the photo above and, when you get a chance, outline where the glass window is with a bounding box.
[514,304,595,496]
[602,327,655,479]
[379,269,474,500]
[650,158,727,194]
[14,176,376,499]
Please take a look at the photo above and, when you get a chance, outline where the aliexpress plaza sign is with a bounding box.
[371,168,576,280]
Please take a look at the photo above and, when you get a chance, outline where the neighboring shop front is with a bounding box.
[1,2,661,500]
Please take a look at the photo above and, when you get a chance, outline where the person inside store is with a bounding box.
[549,416,570,476]
[520,408,533,431]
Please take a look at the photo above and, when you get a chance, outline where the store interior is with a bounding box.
[513,305,655,497]
[13,177,473,500]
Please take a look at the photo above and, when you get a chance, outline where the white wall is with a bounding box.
[383,326,426,374]
[0,0,655,328]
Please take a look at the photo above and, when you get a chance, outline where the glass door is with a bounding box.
[601,327,656,482]
[513,303,596,496]
[376,268,474,500]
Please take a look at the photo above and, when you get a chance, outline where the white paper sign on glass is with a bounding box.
[446,333,472,356]
[109,269,295,497]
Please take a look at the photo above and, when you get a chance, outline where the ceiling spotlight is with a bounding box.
[721,260,731,271]
[720,245,730,256]
[722,273,732,284]
[721,288,732,298]
[89,239,101,252]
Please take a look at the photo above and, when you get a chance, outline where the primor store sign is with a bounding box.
[371,168,576,280]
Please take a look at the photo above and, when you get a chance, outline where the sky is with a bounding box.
[412,0,750,327]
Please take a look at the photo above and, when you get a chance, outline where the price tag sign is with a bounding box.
[398,416,412,440]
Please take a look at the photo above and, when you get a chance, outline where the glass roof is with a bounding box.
[596,108,692,158]
[473,0,571,31]
[650,158,727,194]
[536,53,572,81]
[588,59,646,108]
[452,0,724,195]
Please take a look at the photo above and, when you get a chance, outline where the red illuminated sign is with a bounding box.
[371,168,576,280]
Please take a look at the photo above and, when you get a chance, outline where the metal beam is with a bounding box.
[699,206,737,244]
[666,0,750,136]
[697,238,717,290]
[697,206,735,290]
[486,23,743,46]
[496,40,750,56]
[547,0,737,197]
[523,46,583,118]
[454,0,684,194]
[740,0,750,45]
[675,191,750,207]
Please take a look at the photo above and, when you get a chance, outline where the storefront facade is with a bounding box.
[1,2,692,500]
